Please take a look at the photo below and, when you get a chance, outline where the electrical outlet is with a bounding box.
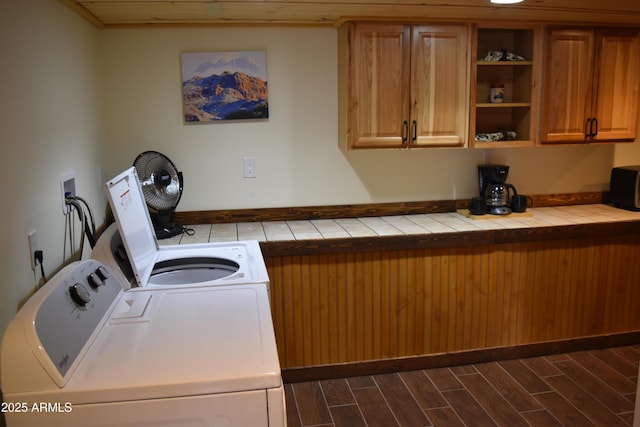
[61,171,77,214]
[243,157,257,178]
[28,230,38,269]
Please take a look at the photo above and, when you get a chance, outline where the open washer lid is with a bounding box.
[105,167,159,287]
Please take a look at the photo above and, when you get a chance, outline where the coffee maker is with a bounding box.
[478,164,518,215]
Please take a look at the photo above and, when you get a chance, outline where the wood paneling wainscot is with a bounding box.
[265,233,640,374]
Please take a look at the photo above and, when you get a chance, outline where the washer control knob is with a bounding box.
[87,273,103,289]
[69,283,91,307]
[95,266,110,281]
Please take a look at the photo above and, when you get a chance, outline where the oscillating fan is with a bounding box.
[133,151,184,239]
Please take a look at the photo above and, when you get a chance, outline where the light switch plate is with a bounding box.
[243,157,257,178]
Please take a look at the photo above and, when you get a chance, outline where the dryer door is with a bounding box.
[4,390,272,427]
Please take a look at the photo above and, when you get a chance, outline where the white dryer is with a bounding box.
[0,260,286,426]
[92,167,269,292]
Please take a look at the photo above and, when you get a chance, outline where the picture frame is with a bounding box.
[181,51,269,123]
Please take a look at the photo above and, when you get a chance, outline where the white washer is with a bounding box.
[0,260,286,426]
[92,167,269,292]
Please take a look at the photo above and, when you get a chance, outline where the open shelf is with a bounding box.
[471,26,541,148]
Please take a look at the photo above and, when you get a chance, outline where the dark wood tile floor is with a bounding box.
[285,345,640,427]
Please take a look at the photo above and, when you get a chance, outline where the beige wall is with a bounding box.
[100,26,638,212]
[0,0,104,335]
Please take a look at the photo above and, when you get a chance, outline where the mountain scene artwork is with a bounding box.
[181,51,269,123]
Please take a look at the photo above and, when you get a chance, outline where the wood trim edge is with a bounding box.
[281,331,640,383]
[173,191,605,224]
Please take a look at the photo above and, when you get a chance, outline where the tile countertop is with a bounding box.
[160,204,640,247]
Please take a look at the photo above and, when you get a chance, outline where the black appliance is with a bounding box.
[609,165,640,211]
[478,164,518,215]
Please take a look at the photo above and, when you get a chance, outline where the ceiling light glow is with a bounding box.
[491,0,524,4]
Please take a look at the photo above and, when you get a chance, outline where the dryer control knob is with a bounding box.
[95,266,110,281]
[87,273,103,289]
[69,283,91,307]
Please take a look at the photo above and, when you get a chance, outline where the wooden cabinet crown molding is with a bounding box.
[61,0,640,28]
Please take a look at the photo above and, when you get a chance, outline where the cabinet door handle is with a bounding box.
[592,117,598,138]
[412,120,417,143]
[584,118,592,140]
[402,120,408,143]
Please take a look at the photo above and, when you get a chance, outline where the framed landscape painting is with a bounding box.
[181,51,269,123]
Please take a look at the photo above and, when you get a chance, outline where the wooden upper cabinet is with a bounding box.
[541,28,640,144]
[347,23,410,148]
[470,25,542,149]
[411,26,469,147]
[594,30,640,141]
[339,22,469,149]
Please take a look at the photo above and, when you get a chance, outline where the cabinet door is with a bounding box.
[592,29,640,142]
[540,29,595,143]
[411,25,469,147]
[349,23,411,148]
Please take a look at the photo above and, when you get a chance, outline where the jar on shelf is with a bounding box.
[490,84,504,103]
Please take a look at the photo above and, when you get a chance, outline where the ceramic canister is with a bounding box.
[490,84,504,103]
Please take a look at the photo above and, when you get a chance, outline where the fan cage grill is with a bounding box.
[134,152,182,212]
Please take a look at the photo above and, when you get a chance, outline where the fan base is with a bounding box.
[154,223,184,240]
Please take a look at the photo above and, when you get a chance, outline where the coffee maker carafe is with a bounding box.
[478,164,518,215]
